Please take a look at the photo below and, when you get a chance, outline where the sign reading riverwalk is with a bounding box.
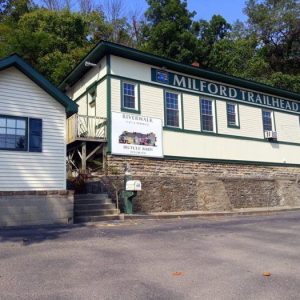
[111,112,163,158]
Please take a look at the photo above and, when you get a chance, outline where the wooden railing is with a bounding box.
[67,114,107,144]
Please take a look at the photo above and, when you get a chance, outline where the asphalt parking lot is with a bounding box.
[1,212,300,300]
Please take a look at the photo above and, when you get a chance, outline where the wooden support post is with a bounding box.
[81,142,87,172]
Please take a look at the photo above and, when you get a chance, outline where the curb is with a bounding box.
[123,207,300,220]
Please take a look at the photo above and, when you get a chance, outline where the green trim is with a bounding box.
[214,98,218,133]
[59,41,300,104]
[0,54,77,116]
[120,80,141,114]
[106,55,112,153]
[163,126,300,146]
[109,74,300,117]
[226,102,240,129]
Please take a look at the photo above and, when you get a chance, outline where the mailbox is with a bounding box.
[126,180,142,191]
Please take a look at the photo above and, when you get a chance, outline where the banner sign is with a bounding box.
[151,68,300,114]
[111,112,163,158]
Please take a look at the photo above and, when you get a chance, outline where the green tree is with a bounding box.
[141,0,199,64]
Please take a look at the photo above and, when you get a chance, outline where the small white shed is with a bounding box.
[0,54,78,227]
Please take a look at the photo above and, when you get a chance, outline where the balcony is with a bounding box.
[67,114,107,144]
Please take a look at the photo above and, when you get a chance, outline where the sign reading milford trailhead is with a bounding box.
[111,112,163,158]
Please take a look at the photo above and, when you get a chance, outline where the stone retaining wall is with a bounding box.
[97,154,300,213]
[0,190,74,227]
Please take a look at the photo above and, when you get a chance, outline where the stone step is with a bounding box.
[74,193,110,200]
[74,215,121,223]
[74,203,116,210]
[74,209,120,217]
[74,198,113,205]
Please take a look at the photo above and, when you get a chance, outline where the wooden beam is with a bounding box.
[86,144,103,161]
[81,142,87,171]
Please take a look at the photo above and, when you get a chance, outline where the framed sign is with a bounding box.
[111,112,163,158]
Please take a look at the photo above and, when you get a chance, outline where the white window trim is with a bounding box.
[200,98,216,133]
[165,90,182,128]
[122,81,138,111]
[227,102,239,127]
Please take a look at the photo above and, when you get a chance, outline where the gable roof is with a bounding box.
[60,40,300,102]
[0,54,78,116]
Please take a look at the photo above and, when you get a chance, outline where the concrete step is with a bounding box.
[74,197,113,205]
[74,203,116,210]
[74,215,121,223]
[74,209,120,217]
[74,193,110,201]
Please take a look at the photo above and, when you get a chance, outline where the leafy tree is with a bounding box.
[141,0,200,64]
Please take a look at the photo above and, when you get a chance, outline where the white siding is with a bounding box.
[183,94,200,131]
[96,80,107,118]
[140,85,164,119]
[275,112,300,143]
[111,78,121,112]
[0,67,66,191]
[69,57,107,100]
[217,101,264,138]
[163,131,299,164]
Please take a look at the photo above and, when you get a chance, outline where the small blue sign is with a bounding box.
[156,70,169,84]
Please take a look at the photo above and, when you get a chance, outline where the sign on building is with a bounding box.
[111,112,163,158]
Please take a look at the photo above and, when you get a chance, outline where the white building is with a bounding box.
[0,54,77,226]
[61,41,300,212]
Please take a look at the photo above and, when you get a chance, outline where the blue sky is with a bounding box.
[124,0,248,23]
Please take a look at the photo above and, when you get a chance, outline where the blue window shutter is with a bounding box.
[29,118,42,152]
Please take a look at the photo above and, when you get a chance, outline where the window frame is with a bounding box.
[121,81,140,114]
[0,115,43,153]
[200,98,216,133]
[0,115,28,152]
[262,109,275,132]
[164,90,182,129]
[226,102,240,129]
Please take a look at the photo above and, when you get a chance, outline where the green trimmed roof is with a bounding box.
[0,54,78,116]
[60,40,300,102]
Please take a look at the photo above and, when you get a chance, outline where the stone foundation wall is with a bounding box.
[106,155,300,179]
[96,155,300,213]
[0,190,74,227]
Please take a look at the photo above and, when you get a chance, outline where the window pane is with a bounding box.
[0,118,6,127]
[166,92,179,127]
[7,119,16,128]
[227,103,237,125]
[16,120,26,129]
[123,83,136,109]
[263,111,273,131]
[201,99,214,131]
[0,116,27,150]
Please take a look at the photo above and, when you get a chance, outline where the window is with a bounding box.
[201,99,215,132]
[262,110,274,131]
[0,115,42,152]
[227,103,239,128]
[0,116,27,150]
[88,90,96,107]
[122,82,138,110]
[165,91,180,127]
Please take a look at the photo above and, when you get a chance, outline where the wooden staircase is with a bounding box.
[74,193,120,223]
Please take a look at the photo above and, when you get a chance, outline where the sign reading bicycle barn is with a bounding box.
[151,68,300,114]
[111,112,163,158]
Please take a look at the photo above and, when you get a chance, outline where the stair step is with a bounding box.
[74,209,120,217]
[74,215,121,223]
[74,198,113,205]
[74,193,110,200]
[74,203,116,210]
